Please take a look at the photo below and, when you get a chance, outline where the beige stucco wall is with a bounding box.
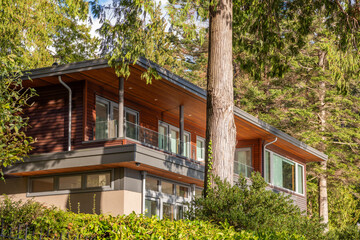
[0,177,142,216]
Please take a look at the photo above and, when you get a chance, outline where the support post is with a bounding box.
[118,77,124,138]
[141,171,147,214]
[179,105,184,155]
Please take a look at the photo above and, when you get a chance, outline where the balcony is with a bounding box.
[95,120,198,161]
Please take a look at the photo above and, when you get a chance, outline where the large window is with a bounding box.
[145,176,190,220]
[234,148,252,178]
[29,171,112,195]
[158,122,190,158]
[95,96,139,140]
[264,150,304,194]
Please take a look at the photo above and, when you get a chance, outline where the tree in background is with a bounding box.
[0,56,36,178]
[0,0,98,176]
[0,0,99,69]
[233,7,360,230]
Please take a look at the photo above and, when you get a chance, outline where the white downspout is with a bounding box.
[263,137,278,178]
[58,76,72,151]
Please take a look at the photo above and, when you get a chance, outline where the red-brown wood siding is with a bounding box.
[24,81,84,154]
[236,139,262,173]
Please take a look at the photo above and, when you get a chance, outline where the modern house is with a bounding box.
[0,58,327,219]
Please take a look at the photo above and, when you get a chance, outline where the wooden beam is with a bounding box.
[179,105,184,155]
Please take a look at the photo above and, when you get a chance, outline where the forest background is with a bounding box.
[1,0,360,232]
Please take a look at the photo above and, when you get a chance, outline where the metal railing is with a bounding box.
[234,162,254,178]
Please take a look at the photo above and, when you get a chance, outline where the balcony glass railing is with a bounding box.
[125,121,192,159]
[95,120,193,159]
[234,162,254,178]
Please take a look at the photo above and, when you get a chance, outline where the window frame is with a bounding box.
[144,175,191,220]
[234,147,252,178]
[196,136,205,162]
[158,121,191,158]
[95,95,139,140]
[264,150,305,196]
[27,170,114,197]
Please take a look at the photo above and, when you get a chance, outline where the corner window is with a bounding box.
[264,150,304,194]
[234,148,253,178]
[196,137,205,162]
[145,176,190,220]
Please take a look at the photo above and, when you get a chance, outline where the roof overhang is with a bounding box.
[22,58,328,163]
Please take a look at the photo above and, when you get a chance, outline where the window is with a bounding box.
[264,150,304,194]
[59,175,81,190]
[145,176,190,220]
[145,199,158,218]
[176,185,189,198]
[196,137,205,161]
[146,176,159,191]
[195,188,203,197]
[234,148,252,178]
[31,177,54,192]
[95,96,139,140]
[158,122,190,158]
[162,181,174,195]
[29,171,112,195]
[162,203,175,220]
[86,172,111,188]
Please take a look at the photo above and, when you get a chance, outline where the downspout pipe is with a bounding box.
[262,137,278,177]
[58,75,72,151]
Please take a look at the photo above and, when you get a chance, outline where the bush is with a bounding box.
[187,172,325,240]
[326,225,360,240]
[0,195,306,239]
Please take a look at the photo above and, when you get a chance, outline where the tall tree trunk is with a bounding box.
[204,0,236,195]
[318,51,329,230]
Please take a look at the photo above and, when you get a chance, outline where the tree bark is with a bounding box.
[318,51,329,230]
[204,0,236,195]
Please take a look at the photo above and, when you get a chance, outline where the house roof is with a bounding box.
[22,58,328,162]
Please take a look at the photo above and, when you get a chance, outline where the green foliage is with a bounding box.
[187,172,325,240]
[0,0,98,69]
[0,195,306,239]
[0,56,36,178]
[326,225,360,240]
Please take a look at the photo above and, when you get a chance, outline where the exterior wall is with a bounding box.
[268,186,307,212]
[0,167,143,216]
[24,81,84,154]
[236,139,262,173]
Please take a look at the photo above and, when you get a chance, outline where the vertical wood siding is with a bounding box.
[24,81,84,154]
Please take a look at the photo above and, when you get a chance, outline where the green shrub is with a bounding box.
[187,172,325,240]
[0,195,306,239]
[326,225,360,240]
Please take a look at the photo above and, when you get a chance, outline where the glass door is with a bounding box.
[95,100,109,140]
[170,128,179,154]
[125,108,139,140]
[158,124,169,151]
